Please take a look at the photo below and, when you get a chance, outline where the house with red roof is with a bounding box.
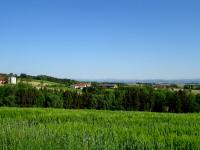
[0,75,7,85]
[70,83,92,89]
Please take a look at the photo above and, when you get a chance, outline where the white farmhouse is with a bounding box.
[8,76,17,84]
[70,83,92,89]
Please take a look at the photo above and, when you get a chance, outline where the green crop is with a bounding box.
[0,108,200,150]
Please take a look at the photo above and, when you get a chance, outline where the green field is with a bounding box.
[18,78,65,88]
[0,108,200,149]
[17,78,81,92]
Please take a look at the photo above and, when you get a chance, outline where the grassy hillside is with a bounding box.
[0,108,200,149]
[18,74,78,87]
[17,78,72,91]
[17,74,80,91]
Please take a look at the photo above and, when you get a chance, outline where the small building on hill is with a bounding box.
[71,83,92,89]
[8,76,17,84]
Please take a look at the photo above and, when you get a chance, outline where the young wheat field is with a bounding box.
[0,108,200,150]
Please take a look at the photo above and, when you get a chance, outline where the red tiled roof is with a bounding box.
[0,75,6,81]
[72,83,91,87]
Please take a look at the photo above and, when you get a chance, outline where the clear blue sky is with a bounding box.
[0,0,200,79]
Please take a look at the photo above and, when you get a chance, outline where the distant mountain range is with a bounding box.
[78,79,200,84]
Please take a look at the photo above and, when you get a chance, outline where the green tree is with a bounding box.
[45,93,63,108]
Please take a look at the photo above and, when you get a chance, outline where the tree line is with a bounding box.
[184,84,200,90]
[0,83,200,113]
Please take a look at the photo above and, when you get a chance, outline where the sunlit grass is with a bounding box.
[0,108,199,149]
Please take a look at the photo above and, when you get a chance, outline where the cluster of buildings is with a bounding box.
[70,83,118,89]
[70,83,92,89]
[1,73,118,90]
[0,75,17,85]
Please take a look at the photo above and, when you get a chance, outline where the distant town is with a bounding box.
[1,73,200,98]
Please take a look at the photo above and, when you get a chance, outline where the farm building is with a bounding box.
[99,83,118,88]
[8,76,17,84]
[71,83,91,89]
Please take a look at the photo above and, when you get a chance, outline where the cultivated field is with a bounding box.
[0,108,200,150]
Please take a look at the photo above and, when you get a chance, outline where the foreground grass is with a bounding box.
[0,108,200,150]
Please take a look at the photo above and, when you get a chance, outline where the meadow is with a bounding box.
[0,108,200,150]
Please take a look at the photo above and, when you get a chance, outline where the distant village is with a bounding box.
[70,83,118,89]
[0,74,119,90]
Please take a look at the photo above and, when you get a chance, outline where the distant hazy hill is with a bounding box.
[79,79,200,84]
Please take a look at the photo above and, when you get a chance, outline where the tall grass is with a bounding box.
[0,108,200,150]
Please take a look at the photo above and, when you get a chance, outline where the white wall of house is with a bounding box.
[9,77,17,84]
[71,83,91,89]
